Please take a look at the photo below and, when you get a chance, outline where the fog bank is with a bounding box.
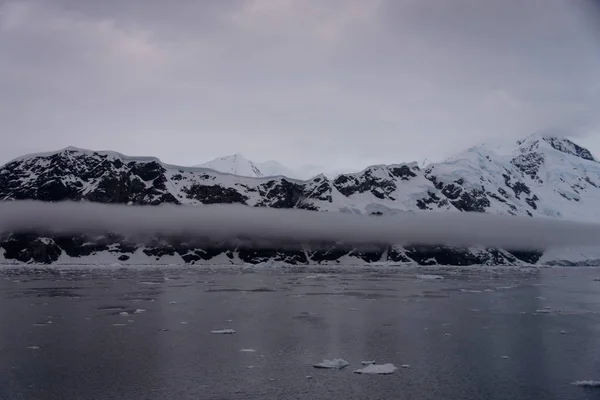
[1,201,599,250]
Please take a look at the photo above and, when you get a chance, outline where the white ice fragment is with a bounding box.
[119,312,129,316]
[560,330,568,334]
[134,309,146,314]
[401,364,410,368]
[211,329,236,334]
[240,349,256,352]
[169,301,178,304]
[534,309,552,314]
[416,274,444,280]
[180,321,189,325]
[501,356,510,359]
[313,359,350,369]
[444,333,452,336]
[361,361,376,365]
[354,363,398,375]
[572,381,600,388]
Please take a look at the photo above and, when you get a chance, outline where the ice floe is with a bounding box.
[354,363,398,375]
[211,329,236,334]
[313,359,350,369]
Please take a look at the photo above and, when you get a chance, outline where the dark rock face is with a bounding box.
[183,184,249,205]
[511,152,544,183]
[1,234,62,264]
[543,137,595,161]
[334,165,416,200]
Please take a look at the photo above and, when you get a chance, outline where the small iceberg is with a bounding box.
[211,329,236,334]
[313,359,349,369]
[240,349,256,352]
[361,361,376,365]
[354,363,398,375]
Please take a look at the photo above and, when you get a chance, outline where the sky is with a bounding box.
[1,0,600,174]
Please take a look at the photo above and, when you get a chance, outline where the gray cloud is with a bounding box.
[1,0,599,172]
[2,201,600,251]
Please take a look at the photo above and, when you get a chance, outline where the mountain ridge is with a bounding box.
[0,135,597,266]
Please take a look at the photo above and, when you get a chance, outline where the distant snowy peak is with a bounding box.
[196,153,264,178]
[196,154,302,179]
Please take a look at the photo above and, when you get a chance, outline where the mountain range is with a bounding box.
[0,134,598,266]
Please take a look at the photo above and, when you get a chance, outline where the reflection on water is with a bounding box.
[0,267,599,400]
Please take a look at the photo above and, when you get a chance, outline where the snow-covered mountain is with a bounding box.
[195,153,301,179]
[0,135,598,265]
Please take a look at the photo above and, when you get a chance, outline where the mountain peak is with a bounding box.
[197,153,263,178]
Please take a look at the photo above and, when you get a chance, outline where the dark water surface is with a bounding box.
[1,266,600,400]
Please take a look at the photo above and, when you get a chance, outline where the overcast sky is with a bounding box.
[1,0,599,173]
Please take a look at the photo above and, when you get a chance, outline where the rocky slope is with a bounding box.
[0,135,597,265]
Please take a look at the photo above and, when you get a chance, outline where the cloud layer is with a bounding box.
[2,201,600,251]
[1,0,599,170]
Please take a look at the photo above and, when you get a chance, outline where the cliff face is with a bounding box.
[0,135,597,266]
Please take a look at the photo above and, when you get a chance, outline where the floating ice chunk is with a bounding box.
[169,301,178,304]
[240,349,256,352]
[401,364,410,369]
[313,359,350,369]
[354,363,398,375]
[211,329,236,334]
[534,309,553,314]
[572,381,600,388]
[501,356,510,359]
[119,312,129,316]
[134,309,146,314]
[361,361,376,365]
[560,330,568,334]
[417,274,444,280]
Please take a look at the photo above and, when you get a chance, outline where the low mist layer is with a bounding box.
[0,201,599,251]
